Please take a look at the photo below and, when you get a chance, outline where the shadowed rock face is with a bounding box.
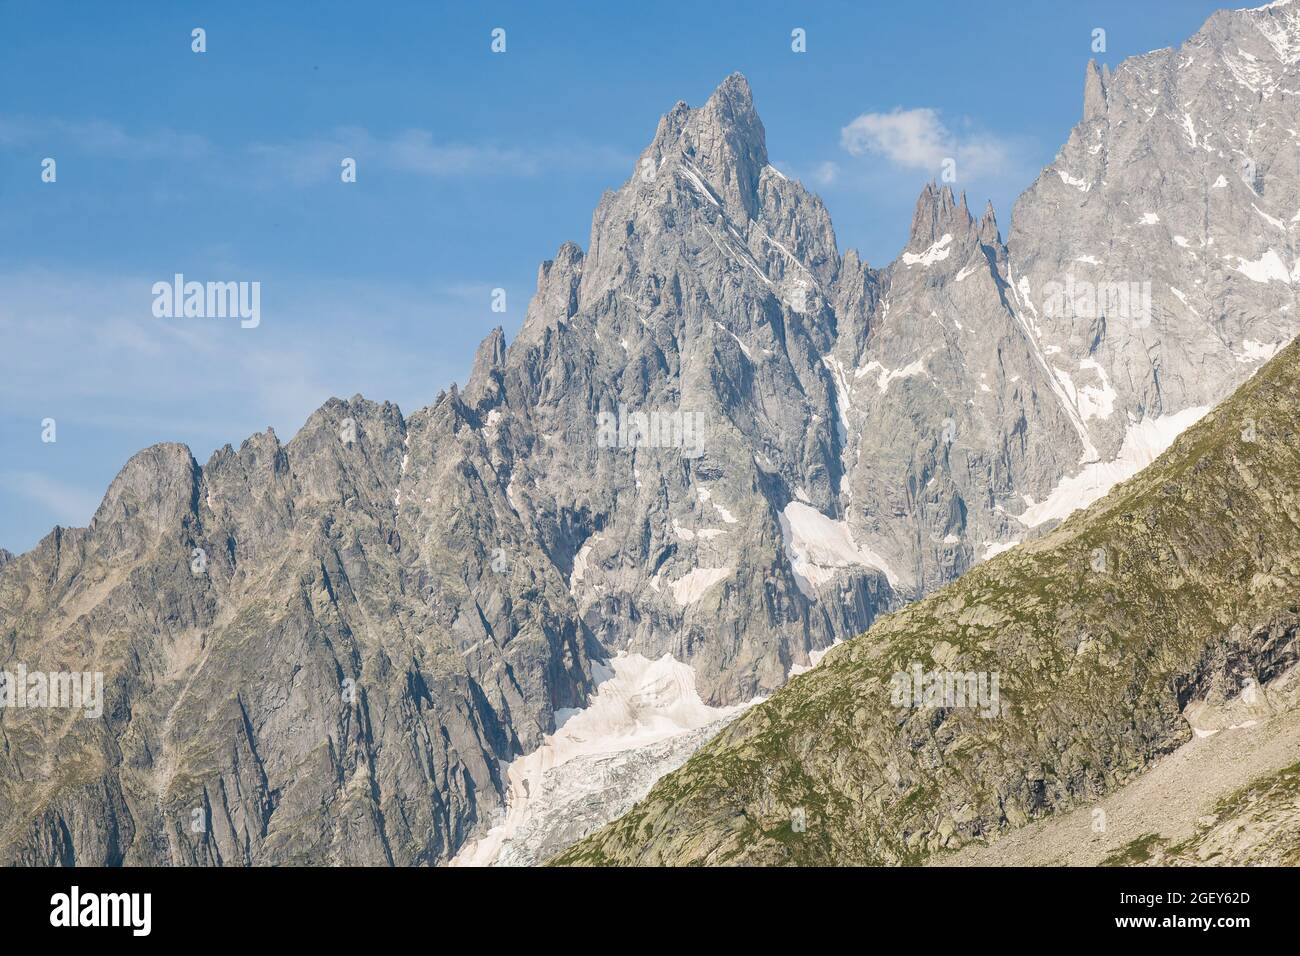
[0,404,592,865]
[3,2,1299,866]
[553,339,1300,867]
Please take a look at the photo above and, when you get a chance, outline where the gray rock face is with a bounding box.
[499,73,890,709]
[2,1,1298,865]
[0,408,592,865]
[815,0,1300,595]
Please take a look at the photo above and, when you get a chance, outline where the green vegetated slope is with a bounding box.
[553,339,1300,866]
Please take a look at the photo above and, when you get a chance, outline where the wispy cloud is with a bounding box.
[0,471,102,527]
[0,114,631,185]
[0,267,514,445]
[0,116,210,160]
[811,161,840,187]
[840,107,1011,180]
[247,126,633,185]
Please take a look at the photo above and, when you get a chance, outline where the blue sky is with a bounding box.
[0,0,1226,553]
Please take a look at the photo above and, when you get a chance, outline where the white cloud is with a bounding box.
[840,107,1010,179]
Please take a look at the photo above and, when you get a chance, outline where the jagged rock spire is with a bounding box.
[465,326,508,409]
[1083,58,1108,121]
[978,200,1001,245]
[907,182,965,247]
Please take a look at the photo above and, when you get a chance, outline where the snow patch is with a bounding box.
[393,433,412,509]
[855,355,929,392]
[1237,338,1284,362]
[1007,268,1098,461]
[788,639,843,679]
[570,537,600,594]
[779,501,898,596]
[1233,248,1293,283]
[714,320,754,359]
[1253,204,1287,232]
[982,540,1020,560]
[1055,360,1113,423]
[1057,170,1091,191]
[1171,286,1201,317]
[697,487,738,524]
[822,354,854,443]
[1015,406,1209,528]
[671,567,731,605]
[902,233,953,267]
[677,161,720,207]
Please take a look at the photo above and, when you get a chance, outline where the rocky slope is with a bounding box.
[552,336,1300,865]
[937,701,1300,867]
[3,0,1298,865]
[1135,759,1300,865]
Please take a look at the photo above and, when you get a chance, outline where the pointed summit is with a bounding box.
[978,199,1001,244]
[697,72,762,143]
[686,73,767,220]
[640,72,769,222]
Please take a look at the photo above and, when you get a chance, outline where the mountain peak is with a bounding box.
[702,71,756,121]
[639,72,768,222]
